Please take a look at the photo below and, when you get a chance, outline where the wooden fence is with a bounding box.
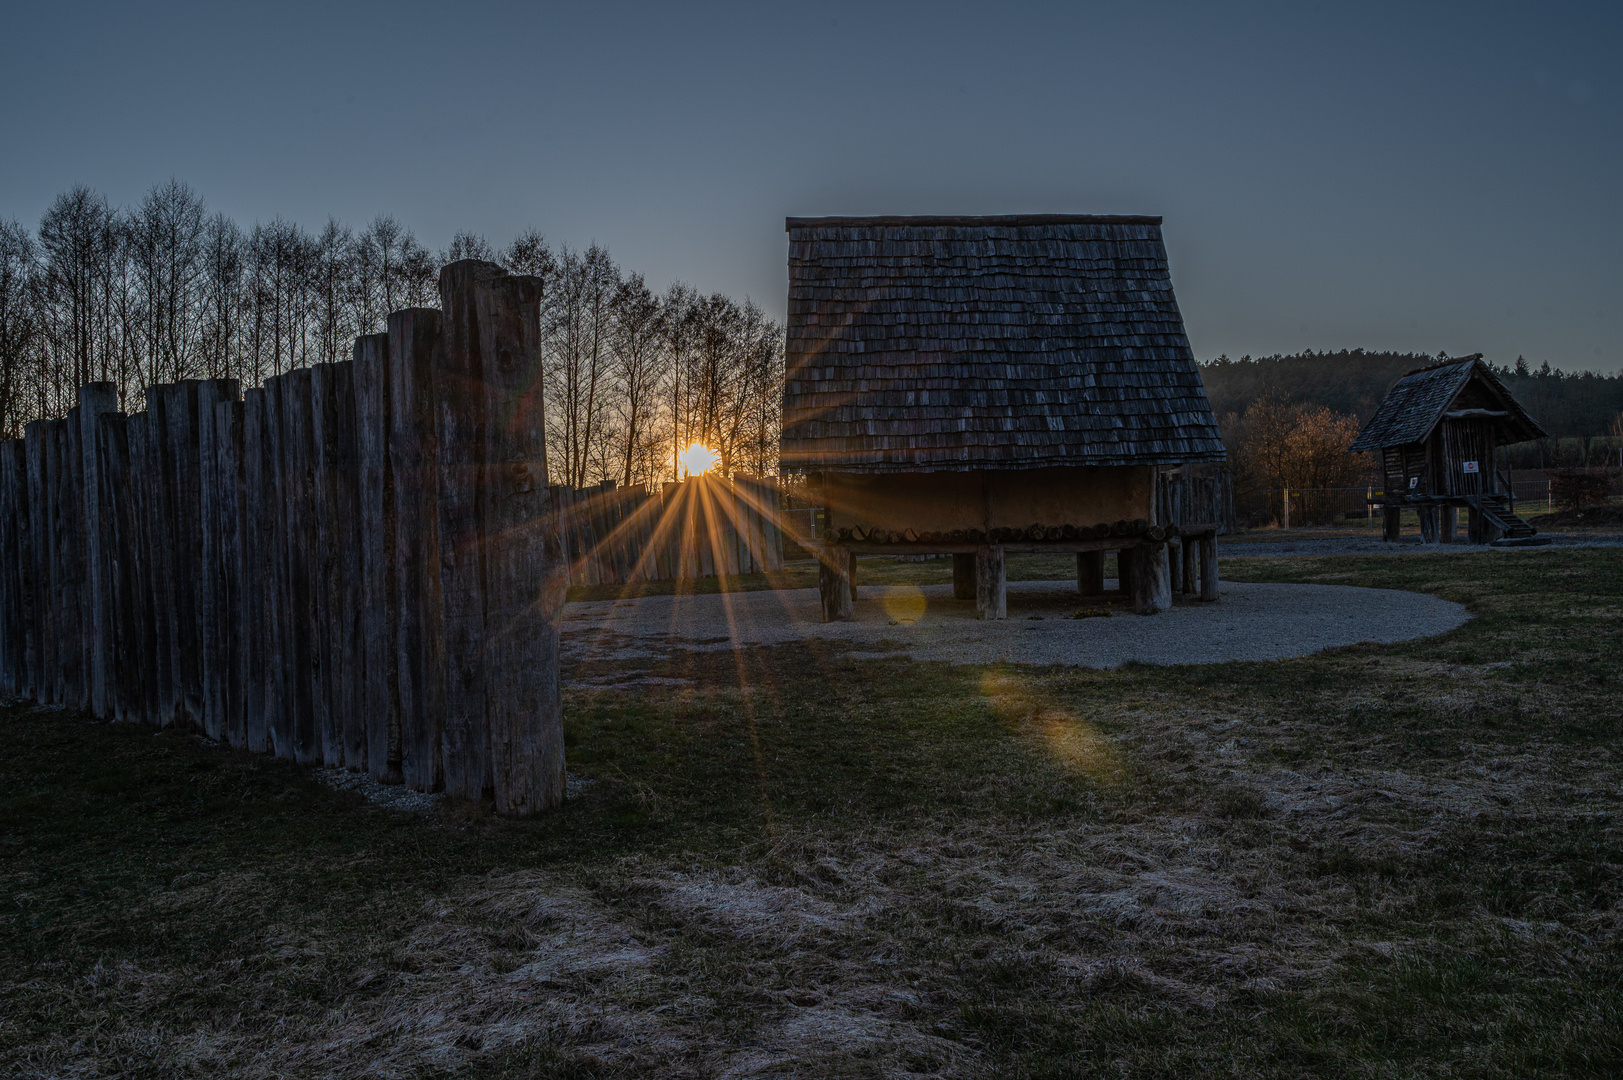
[550,474,785,587]
[1158,466,1237,535]
[0,261,568,816]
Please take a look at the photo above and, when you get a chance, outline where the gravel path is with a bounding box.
[562,579,1469,669]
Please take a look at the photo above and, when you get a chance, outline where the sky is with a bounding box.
[1,0,1618,372]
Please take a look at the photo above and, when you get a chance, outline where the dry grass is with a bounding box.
[3,549,1622,1077]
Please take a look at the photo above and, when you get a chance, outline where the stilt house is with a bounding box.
[1350,355,1547,544]
[780,214,1228,620]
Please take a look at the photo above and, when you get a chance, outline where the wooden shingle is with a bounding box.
[781,216,1226,473]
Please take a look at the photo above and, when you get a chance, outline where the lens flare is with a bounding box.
[680,442,720,476]
[882,584,926,622]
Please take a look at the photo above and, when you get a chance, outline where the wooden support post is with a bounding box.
[0,441,25,697]
[437,261,561,814]
[48,417,76,708]
[975,543,1006,620]
[128,412,161,727]
[1077,550,1104,596]
[95,413,141,725]
[390,307,446,793]
[308,364,341,766]
[277,370,319,763]
[1382,506,1401,542]
[1181,535,1198,596]
[1418,504,1438,544]
[1168,538,1183,594]
[163,382,207,726]
[819,546,854,621]
[952,552,977,599]
[1114,548,1134,597]
[1130,541,1172,614]
[1440,505,1457,544]
[354,333,401,784]
[1199,534,1220,602]
[319,361,365,770]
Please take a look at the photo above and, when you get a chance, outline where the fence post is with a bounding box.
[354,332,401,784]
[389,307,446,793]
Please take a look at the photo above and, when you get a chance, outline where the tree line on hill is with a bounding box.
[0,181,784,487]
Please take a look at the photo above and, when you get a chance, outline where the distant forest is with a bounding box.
[1200,350,1623,460]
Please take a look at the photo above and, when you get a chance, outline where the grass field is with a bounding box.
[3,548,1621,1077]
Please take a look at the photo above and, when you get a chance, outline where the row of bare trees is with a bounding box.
[0,181,785,486]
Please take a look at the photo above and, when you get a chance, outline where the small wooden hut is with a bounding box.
[780,214,1228,620]
[1349,355,1547,544]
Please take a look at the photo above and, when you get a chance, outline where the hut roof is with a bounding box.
[1348,355,1547,452]
[779,215,1226,474]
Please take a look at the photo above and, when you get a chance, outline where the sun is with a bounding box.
[679,442,720,477]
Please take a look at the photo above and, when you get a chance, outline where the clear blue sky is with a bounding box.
[2,1,1617,371]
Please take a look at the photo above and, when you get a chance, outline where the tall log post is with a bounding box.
[1382,506,1401,542]
[76,384,118,718]
[355,333,402,784]
[1440,505,1457,544]
[317,361,365,771]
[241,388,272,754]
[1181,535,1198,595]
[437,260,562,814]
[1168,538,1184,593]
[309,364,341,765]
[1077,550,1104,596]
[128,412,161,726]
[1418,504,1439,545]
[953,553,977,600]
[1199,535,1220,602]
[196,379,239,739]
[0,441,24,695]
[47,418,74,707]
[389,308,446,793]
[279,369,320,764]
[975,543,1006,620]
[213,401,246,748]
[23,423,47,702]
[263,376,295,757]
[95,414,140,725]
[819,546,854,622]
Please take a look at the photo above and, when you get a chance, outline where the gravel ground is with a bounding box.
[1218,530,1623,558]
[562,579,1469,669]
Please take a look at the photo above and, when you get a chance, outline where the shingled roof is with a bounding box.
[1348,355,1546,452]
[779,215,1225,474]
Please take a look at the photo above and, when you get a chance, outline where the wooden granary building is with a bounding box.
[780,214,1230,620]
[1350,355,1547,544]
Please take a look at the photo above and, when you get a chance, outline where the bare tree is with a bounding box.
[131,179,208,385]
[0,219,35,437]
[199,213,244,381]
[37,186,118,406]
[442,230,495,264]
[608,272,663,485]
[544,244,619,487]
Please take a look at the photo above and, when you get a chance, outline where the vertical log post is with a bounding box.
[1114,548,1134,598]
[1382,506,1401,542]
[1418,504,1438,545]
[1077,550,1104,596]
[213,400,246,748]
[309,364,341,765]
[1167,537,1184,593]
[241,388,272,753]
[1199,534,1220,602]
[77,383,118,719]
[197,379,239,739]
[389,308,446,793]
[975,543,1006,620]
[437,260,563,814]
[1440,505,1457,544]
[819,545,854,622]
[355,333,402,784]
[953,552,977,600]
[1130,541,1172,614]
[1181,535,1198,595]
[23,423,47,702]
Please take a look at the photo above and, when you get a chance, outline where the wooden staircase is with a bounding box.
[1466,493,1538,540]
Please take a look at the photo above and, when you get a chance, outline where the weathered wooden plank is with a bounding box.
[0,441,22,696]
[389,308,446,793]
[975,543,1006,620]
[194,379,239,738]
[127,412,161,726]
[47,417,74,707]
[162,382,204,726]
[354,333,401,783]
[241,389,272,753]
[438,261,563,814]
[213,400,246,748]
